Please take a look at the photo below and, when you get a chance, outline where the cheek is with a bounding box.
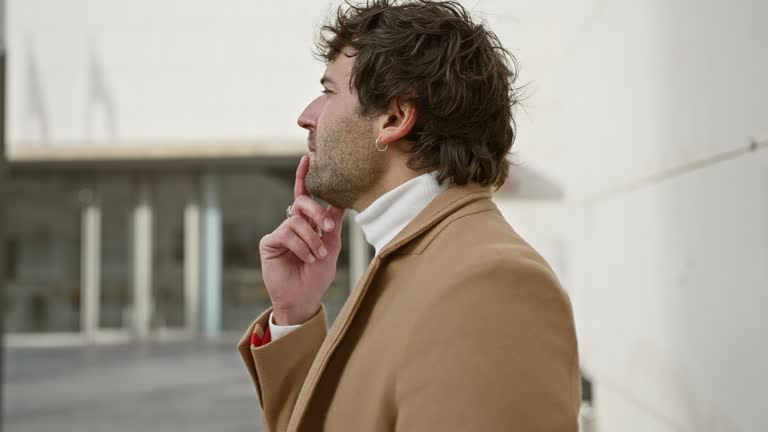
[317,102,338,129]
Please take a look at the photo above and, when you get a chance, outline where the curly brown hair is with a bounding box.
[315,0,521,189]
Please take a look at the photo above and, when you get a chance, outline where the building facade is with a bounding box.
[4,0,377,344]
[4,0,565,347]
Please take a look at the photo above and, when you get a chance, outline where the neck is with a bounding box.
[354,169,450,256]
[352,165,432,213]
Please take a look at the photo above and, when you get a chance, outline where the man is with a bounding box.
[238,1,580,431]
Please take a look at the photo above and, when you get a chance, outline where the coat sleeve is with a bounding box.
[237,305,327,432]
[394,257,581,431]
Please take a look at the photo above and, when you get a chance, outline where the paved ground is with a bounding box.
[3,339,265,432]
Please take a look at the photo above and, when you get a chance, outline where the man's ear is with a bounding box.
[377,95,418,147]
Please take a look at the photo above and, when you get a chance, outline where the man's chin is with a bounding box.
[305,172,330,202]
[304,172,320,196]
[305,176,352,209]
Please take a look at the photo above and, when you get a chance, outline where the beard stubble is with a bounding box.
[304,111,385,209]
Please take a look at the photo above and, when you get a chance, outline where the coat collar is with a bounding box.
[355,170,450,256]
[286,182,493,431]
[379,181,492,258]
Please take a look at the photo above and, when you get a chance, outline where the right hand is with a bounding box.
[259,155,346,325]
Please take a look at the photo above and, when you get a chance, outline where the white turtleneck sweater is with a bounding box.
[269,171,450,340]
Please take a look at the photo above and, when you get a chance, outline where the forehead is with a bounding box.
[323,50,356,87]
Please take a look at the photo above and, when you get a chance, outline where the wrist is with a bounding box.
[272,303,320,326]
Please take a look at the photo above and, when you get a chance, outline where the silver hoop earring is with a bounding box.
[375,137,389,152]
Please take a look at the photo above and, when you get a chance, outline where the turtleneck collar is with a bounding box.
[355,171,450,256]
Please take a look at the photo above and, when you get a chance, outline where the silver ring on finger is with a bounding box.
[286,205,294,219]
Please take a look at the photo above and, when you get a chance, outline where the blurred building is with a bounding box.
[3,0,378,344]
[3,0,563,345]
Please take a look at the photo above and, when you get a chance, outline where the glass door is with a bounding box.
[5,176,82,334]
[151,176,192,331]
[97,177,134,333]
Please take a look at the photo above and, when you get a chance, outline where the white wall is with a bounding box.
[6,0,603,161]
[7,0,337,159]
[462,0,768,430]
[481,0,767,430]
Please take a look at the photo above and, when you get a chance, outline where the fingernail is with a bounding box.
[319,246,328,257]
[308,255,316,263]
[324,218,335,231]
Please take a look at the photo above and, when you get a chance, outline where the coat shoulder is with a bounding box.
[400,197,574,320]
[410,198,559,280]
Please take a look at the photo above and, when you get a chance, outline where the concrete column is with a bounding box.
[80,191,100,341]
[133,178,153,341]
[201,173,222,337]
[184,185,201,334]
[347,211,370,293]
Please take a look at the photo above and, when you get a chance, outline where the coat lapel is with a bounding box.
[286,182,492,431]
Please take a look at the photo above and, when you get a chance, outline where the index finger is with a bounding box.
[294,155,311,199]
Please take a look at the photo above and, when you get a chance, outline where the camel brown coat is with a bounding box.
[238,183,581,431]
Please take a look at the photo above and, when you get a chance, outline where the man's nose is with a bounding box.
[297,96,323,130]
